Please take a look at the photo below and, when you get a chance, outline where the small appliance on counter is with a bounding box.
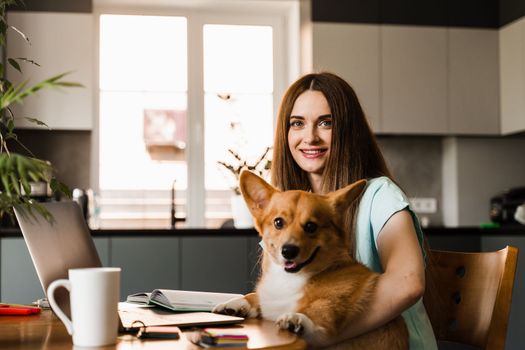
[490,187,525,225]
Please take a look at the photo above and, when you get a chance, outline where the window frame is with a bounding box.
[92,1,299,227]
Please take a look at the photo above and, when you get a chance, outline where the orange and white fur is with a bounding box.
[213,171,408,349]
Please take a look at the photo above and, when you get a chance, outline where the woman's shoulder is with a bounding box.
[360,176,410,214]
[363,176,405,198]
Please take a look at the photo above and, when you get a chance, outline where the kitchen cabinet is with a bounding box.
[0,237,109,304]
[381,25,448,134]
[181,236,251,294]
[499,17,525,135]
[309,23,502,135]
[6,11,93,130]
[448,28,500,135]
[312,23,381,131]
[111,237,181,300]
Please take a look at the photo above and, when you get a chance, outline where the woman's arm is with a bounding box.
[330,209,426,343]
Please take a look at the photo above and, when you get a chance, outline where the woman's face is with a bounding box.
[287,90,332,176]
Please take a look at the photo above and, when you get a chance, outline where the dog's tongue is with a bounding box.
[284,261,297,269]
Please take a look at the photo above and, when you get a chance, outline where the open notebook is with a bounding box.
[118,302,243,328]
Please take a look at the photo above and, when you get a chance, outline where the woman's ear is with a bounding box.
[329,179,367,213]
[239,170,277,218]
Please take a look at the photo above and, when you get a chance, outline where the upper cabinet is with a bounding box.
[312,23,380,131]
[500,17,525,135]
[448,28,500,135]
[381,25,448,134]
[310,23,501,135]
[6,12,94,130]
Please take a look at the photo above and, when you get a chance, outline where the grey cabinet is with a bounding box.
[312,23,381,131]
[0,238,42,304]
[111,237,181,300]
[6,12,93,130]
[0,237,111,303]
[448,28,500,135]
[181,236,251,294]
[499,18,525,135]
[310,23,502,135]
[381,25,448,134]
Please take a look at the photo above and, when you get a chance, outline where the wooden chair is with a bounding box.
[423,246,518,350]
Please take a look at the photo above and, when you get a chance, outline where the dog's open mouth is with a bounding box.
[284,246,320,273]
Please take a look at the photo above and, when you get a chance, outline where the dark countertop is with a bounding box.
[1,225,525,238]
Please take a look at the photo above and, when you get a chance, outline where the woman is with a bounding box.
[271,72,437,349]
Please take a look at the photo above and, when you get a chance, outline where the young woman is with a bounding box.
[271,72,437,349]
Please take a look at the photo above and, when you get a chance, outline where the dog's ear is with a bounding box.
[239,170,277,217]
[329,179,367,213]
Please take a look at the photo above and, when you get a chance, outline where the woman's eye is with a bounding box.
[319,119,332,128]
[289,120,303,128]
[274,217,284,229]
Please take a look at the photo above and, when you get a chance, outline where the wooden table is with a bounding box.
[0,310,306,349]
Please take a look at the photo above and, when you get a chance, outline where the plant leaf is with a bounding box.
[7,58,21,73]
[9,25,30,44]
[23,117,50,128]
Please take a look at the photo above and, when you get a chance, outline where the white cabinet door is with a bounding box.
[6,12,93,130]
[381,25,448,134]
[449,28,500,135]
[312,23,381,131]
[499,18,525,135]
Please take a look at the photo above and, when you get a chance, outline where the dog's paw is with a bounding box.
[212,297,257,318]
[276,312,314,336]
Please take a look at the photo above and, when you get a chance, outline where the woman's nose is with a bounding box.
[303,126,320,144]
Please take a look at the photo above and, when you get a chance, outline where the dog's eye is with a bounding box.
[304,221,318,234]
[274,217,284,229]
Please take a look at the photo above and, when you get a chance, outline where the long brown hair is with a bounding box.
[271,72,393,253]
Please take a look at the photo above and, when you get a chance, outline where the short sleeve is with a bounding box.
[355,177,426,270]
[369,179,411,243]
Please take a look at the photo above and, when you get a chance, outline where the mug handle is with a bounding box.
[47,279,73,335]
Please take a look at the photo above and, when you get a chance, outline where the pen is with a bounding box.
[0,303,41,315]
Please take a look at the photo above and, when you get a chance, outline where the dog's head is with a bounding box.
[239,171,366,274]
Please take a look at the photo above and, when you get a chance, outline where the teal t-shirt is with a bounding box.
[355,176,437,350]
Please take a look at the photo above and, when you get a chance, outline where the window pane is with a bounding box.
[99,91,188,191]
[205,92,273,191]
[203,24,274,227]
[203,24,273,93]
[100,15,187,92]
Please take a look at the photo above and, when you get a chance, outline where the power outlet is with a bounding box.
[410,197,437,214]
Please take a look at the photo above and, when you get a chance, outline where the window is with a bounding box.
[95,1,298,228]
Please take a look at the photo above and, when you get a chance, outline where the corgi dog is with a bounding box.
[213,171,408,349]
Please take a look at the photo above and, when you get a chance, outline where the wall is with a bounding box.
[11,130,91,190]
[378,136,443,226]
[443,136,525,226]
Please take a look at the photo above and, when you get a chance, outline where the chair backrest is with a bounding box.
[423,246,518,350]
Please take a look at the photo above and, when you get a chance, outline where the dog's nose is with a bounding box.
[281,244,300,260]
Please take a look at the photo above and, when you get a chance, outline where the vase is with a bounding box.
[230,194,254,229]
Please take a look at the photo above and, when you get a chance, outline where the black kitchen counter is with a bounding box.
[1,225,525,238]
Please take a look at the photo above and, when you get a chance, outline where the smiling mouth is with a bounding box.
[284,246,320,273]
[300,149,327,158]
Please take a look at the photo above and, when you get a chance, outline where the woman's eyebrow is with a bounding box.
[289,115,304,119]
[318,114,332,119]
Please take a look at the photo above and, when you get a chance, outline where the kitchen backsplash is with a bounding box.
[12,129,91,190]
[11,129,525,228]
[378,136,443,226]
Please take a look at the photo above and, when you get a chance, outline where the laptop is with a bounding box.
[14,201,101,318]
[14,201,244,328]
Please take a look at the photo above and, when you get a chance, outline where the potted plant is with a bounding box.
[0,0,80,224]
[217,147,271,228]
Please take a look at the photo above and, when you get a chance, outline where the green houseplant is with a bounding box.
[0,0,80,223]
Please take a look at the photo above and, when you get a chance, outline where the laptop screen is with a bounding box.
[14,201,102,317]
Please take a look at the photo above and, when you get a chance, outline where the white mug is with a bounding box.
[47,267,121,347]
